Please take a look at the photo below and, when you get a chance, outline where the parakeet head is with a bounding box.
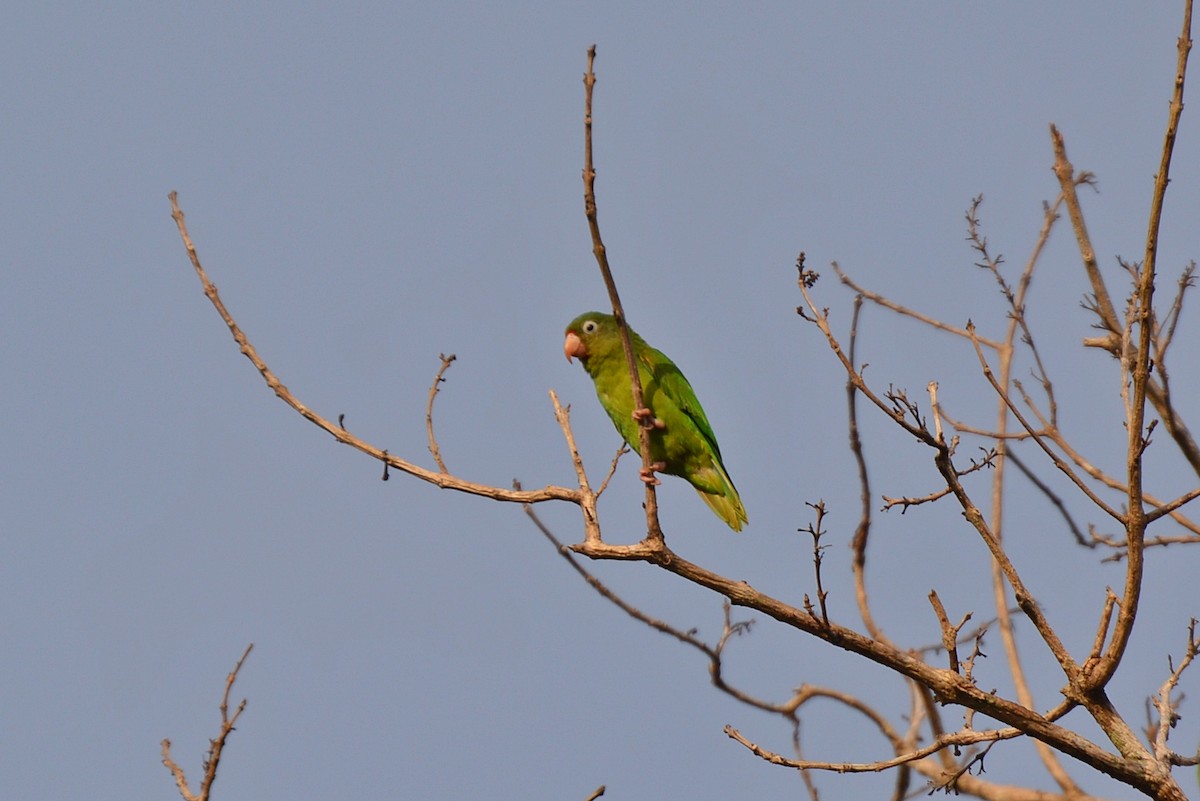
[564,311,625,365]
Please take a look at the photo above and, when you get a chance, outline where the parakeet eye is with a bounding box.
[582,320,599,334]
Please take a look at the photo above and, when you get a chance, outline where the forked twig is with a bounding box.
[1150,619,1200,765]
[800,500,831,627]
[161,644,254,801]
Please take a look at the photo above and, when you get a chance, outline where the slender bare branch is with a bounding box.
[834,262,1004,350]
[843,292,892,646]
[548,390,602,544]
[1156,262,1196,359]
[581,46,663,541]
[425,353,456,473]
[726,721,1020,775]
[881,448,994,512]
[1005,389,1200,538]
[596,444,629,497]
[1006,449,1090,546]
[169,192,579,507]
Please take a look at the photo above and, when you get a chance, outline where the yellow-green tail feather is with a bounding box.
[696,487,747,531]
[690,459,747,532]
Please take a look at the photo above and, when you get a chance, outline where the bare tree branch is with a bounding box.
[161,644,253,801]
[581,46,663,542]
[169,192,579,508]
[1087,0,1193,696]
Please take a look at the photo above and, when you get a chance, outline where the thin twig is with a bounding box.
[1051,127,1119,338]
[426,353,456,473]
[928,591,969,675]
[881,448,994,513]
[800,500,831,627]
[548,390,602,544]
[833,263,1004,351]
[725,720,1020,774]
[596,444,629,497]
[1007,449,1090,546]
[1156,262,1196,359]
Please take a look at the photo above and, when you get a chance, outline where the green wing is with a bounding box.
[638,345,747,531]
[638,346,723,461]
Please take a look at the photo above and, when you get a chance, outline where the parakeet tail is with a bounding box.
[694,473,747,532]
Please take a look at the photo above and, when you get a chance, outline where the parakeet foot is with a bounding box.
[632,407,666,429]
[639,462,667,485]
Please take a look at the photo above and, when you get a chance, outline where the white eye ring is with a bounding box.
[582,320,599,333]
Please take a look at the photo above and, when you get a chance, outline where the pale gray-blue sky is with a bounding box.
[3,4,1198,799]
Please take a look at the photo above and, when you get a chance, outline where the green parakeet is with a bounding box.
[564,312,747,531]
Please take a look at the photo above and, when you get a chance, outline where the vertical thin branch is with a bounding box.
[581,45,663,541]
[1144,0,1193,290]
[845,293,892,646]
[550,390,603,544]
[426,353,456,473]
[1092,0,1193,690]
[802,500,831,627]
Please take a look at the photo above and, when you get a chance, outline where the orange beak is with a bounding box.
[564,331,586,363]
